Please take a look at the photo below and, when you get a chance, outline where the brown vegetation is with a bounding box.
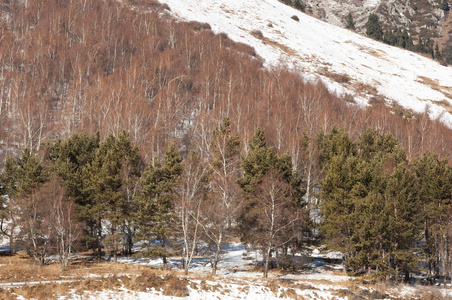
[0,252,189,299]
[0,0,451,166]
[0,251,446,300]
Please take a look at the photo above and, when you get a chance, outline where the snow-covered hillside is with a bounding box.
[161,0,452,126]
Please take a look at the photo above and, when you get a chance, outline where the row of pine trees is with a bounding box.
[318,128,452,282]
[1,120,451,281]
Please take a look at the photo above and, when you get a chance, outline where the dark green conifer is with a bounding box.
[412,153,452,281]
[319,128,421,278]
[366,14,383,41]
[345,12,355,30]
[435,43,443,61]
[294,0,305,12]
[238,127,305,278]
[134,143,181,269]
[446,47,452,65]
[1,149,48,261]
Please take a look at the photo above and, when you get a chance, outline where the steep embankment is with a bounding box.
[162,0,452,126]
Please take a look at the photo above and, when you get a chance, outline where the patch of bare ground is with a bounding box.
[352,81,386,103]
[249,29,298,57]
[319,68,352,84]
[435,100,452,114]
[1,273,190,300]
[416,76,452,112]
[365,49,389,61]
[346,41,390,61]
[0,252,160,284]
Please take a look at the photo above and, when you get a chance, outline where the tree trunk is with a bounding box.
[161,238,168,269]
[263,246,271,278]
[342,253,348,273]
[97,218,102,262]
[9,232,14,255]
[212,234,222,276]
[163,255,168,269]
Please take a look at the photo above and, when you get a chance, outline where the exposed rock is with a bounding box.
[301,0,444,40]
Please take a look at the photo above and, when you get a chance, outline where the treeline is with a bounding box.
[364,13,447,63]
[1,125,452,282]
[0,124,306,278]
[0,0,452,281]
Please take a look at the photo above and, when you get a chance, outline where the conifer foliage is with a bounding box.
[317,128,452,280]
[238,128,306,278]
[345,12,355,30]
[366,14,383,41]
[134,143,182,269]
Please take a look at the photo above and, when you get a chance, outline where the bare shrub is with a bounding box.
[187,21,211,31]
[251,29,264,39]
[162,274,190,297]
[329,72,351,83]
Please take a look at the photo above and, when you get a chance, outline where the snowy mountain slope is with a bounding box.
[161,0,452,127]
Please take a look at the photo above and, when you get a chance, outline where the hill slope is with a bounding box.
[162,0,452,126]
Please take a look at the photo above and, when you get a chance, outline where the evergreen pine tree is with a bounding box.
[446,47,452,65]
[441,0,449,11]
[412,153,452,281]
[415,36,428,54]
[383,165,421,280]
[237,127,278,194]
[294,0,305,12]
[317,128,359,271]
[82,134,124,260]
[238,127,305,277]
[426,38,434,59]
[45,133,100,252]
[435,43,443,61]
[1,150,48,262]
[134,143,182,268]
[319,128,421,277]
[401,29,410,49]
[383,30,392,45]
[45,133,100,208]
[345,12,355,30]
[366,14,383,41]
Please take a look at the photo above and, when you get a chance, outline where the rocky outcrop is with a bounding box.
[303,0,444,40]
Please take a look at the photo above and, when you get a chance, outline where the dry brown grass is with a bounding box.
[416,76,452,113]
[0,252,189,299]
[1,272,190,299]
[353,81,380,97]
[247,31,299,58]
[2,253,450,300]
[0,253,65,283]
[0,252,162,283]
[320,69,351,84]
